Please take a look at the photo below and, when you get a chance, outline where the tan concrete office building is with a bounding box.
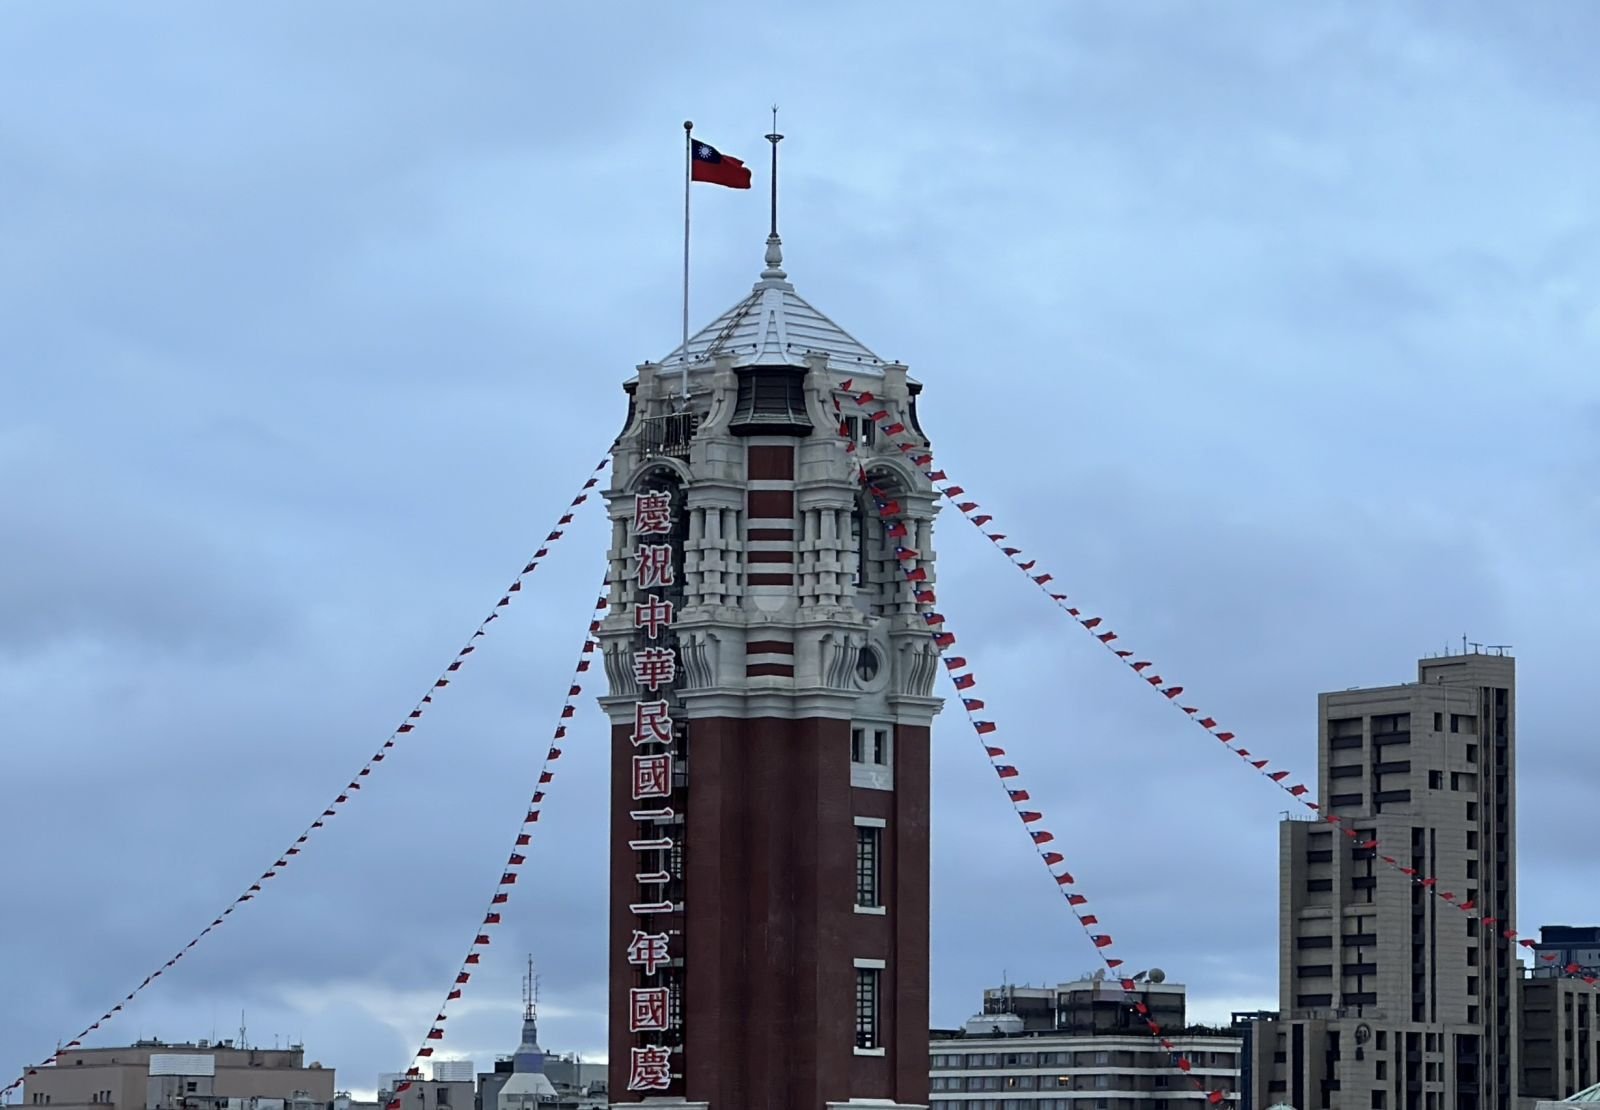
[1520,971,1600,1104]
[1260,651,1519,1110]
[19,1040,335,1110]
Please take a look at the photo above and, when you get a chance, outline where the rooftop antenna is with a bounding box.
[765,104,782,240]
[239,1010,247,1051]
[762,105,786,283]
[523,955,537,1022]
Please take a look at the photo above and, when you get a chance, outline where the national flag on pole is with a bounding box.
[691,140,752,189]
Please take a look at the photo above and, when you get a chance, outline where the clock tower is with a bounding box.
[598,220,942,1110]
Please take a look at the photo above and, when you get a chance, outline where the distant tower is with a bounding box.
[515,956,544,1073]
[600,165,940,1108]
[497,957,556,1110]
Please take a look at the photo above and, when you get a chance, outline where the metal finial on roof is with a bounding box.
[762,105,786,281]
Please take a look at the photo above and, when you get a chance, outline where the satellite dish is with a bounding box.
[1131,970,1148,982]
[1148,968,1166,983]
[1092,968,1106,981]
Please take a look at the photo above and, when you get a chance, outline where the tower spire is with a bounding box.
[762,104,785,281]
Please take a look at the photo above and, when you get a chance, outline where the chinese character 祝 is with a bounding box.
[634,491,674,536]
[626,929,672,975]
[632,647,677,692]
[631,753,672,800]
[629,987,671,1032]
[636,544,675,589]
[627,1045,673,1092]
[634,594,675,639]
[632,700,673,746]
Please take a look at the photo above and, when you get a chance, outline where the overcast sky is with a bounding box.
[5,0,1600,1096]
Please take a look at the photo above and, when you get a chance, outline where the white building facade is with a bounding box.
[930,1033,1242,1110]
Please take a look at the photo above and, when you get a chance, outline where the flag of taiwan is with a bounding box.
[691,140,752,188]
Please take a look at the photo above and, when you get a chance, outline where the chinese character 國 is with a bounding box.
[629,987,671,1032]
[631,753,672,800]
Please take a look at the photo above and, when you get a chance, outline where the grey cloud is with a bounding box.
[6,0,1600,1091]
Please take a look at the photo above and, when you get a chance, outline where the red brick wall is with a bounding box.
[609,715,932,1109]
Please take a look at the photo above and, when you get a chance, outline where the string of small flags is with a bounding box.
[840,389,1600,991]
[829,388,1229,1104]
[388,584,609,1096]
[1,458,609,1099]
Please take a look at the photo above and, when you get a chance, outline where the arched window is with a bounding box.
[849,500,867,589]
[853,467,910,616]
[633,466,688,608]
[731,367,811,435]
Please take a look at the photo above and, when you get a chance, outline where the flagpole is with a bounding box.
[766,105,781,240]
[681,120,693,403]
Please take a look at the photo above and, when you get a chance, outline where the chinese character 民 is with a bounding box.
[635,594,675,639]
[632,700,673,746]
[629,987,671,1032]
[627,1045,673,1091]
[632,647,677,692]
[636,544,675,589]
[631,753,672,799]
[634,491,674,536]
[626,929,671,975]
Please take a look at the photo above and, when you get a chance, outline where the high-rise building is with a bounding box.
[931,975,1243,1108]
[1519,970,1600,1103]
[599,154,941,1109]
[1529,929,1600,982]
[1518,926,1600,1103]
[1262,650,1518,1110]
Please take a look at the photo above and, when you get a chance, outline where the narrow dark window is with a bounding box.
[855,967,880,1048]
[855,825,881,907]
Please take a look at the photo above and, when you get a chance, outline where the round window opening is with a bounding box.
[856,646,881,683]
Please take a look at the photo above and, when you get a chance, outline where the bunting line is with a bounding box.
[388,582,608,1092]
[842,391,1600,994]
[830,386,1228,1104]
[2,458,609,1098]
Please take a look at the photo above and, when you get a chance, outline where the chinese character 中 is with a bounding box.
[634,594,675,639]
